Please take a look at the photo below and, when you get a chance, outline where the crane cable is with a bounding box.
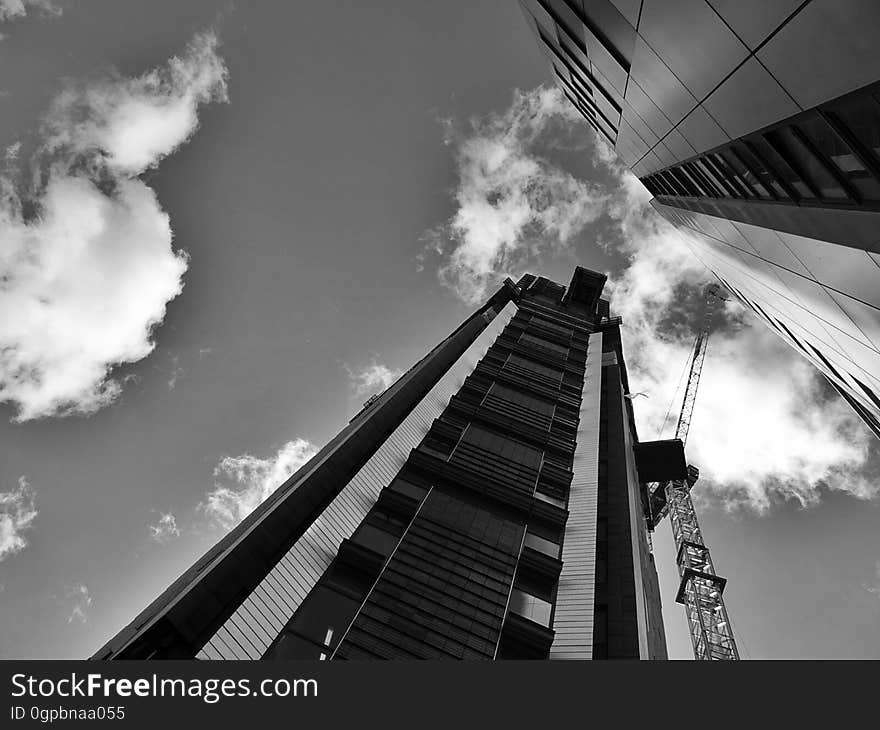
[656,337,698,440]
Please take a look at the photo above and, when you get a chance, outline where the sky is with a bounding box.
[0,0,878,660]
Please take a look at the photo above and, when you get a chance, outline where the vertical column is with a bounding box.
[549,331,603,659]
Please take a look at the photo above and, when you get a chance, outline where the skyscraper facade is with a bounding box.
[520,0,880,438]
[93,268,682,660]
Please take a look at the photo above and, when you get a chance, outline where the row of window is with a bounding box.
[458,424,543,470]
[486,382,556,418]
[505,352,563,382]
[519,331,570,357]
[641,84,880,209]
[528,314,574,339]
[530,10,619,144]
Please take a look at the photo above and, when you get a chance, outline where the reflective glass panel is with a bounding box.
[797,113,880,201]
[768,127,847,200]
[832,92,880,161]
[722,149,772,199]
[696,158,737,198]
[524,531,560,558]
[678,165,709,196]
[707,154,750,197]
[735,142,790,199]
[509,588,552,627]
[748,136,815,199]
[684,162,721,197]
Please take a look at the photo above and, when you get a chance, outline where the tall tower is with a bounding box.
[93,268,686,660]
[520,0,880,439]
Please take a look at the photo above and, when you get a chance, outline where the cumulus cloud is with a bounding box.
[66,583,92,624]
[148,512,180,543]
[0,30,227,421]
[423,86,607,304]
[0,0,60,22]
[0,476,37,561]
[202,439,319,531]
[428,85,877,513]
[601,161,876,512]
[345,360,404,397]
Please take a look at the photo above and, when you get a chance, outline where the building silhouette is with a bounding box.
[93,268,684,660]
[520,0,880,438]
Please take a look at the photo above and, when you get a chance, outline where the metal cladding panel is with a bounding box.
[653,201,880,434]
[195,301,518,659]
[523,0,880,176]
[675,104,730,157]
[707,0,804,50]
[637,0,750,101]
[757,0,880,110]
[701,57,800,142]
[549,331,602,660]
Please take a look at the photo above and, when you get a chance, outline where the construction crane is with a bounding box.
[649,283,739,661]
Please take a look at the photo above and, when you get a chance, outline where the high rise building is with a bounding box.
[93,268,684,660]
[520,0,880,438]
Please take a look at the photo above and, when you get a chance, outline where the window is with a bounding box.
[684,161,721,197]
[747,136,814,200]
[351,520,401,558]
[798,113,880,201]
[529,316,572,338]
[678,165,710,196]
[655,170,680,196]
[508,588,552,627]
[701,156,743,198]
[696,158,737,198]
[524,531,560,559]
[652,174,673,196]
[722,149,772,199]
[828,92,880,164]
[710,153,752,198]
[488,383,556,417]
[387,478,428,502]
[267,632,330,660]
[767,127,848,200]
[459,425,543,469]
[519,332,569,356]
[274,584,361,657]
[533,489,565,509]
[669,167,700,196]
[505,353,563,382]
[734,142,790,200]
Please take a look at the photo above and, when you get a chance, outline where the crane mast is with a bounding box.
[653,284,739,661]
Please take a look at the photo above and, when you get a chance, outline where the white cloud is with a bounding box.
[0,30,227,421]
[66,583,92,624]
[0,476,37,561]
[429,85,877,513]
[202,438,319,531]
[148,512,180,544]
[0,0,60,22]
[603,175,875,512]
[424,86,607,304]
[345,360,403,397]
